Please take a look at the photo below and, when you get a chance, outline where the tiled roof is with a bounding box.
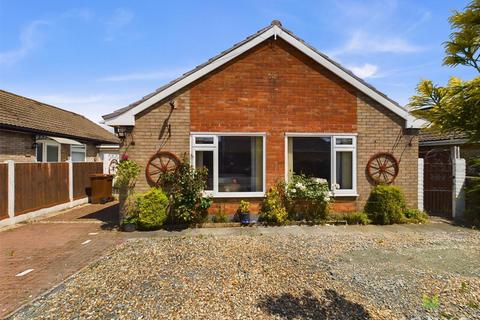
[103,20,406,120]
[0,90,119,144]
[419,130,467,142]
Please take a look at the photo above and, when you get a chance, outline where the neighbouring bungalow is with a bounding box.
[102,21,421,213]
[0,89,119,163]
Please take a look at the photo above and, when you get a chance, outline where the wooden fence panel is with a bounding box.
[73,162,103,200]
[0,164,8,220]
[15,163,69,216]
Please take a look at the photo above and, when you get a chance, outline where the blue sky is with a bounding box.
[0,0,476,123]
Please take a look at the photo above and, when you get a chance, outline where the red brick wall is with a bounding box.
[190,38,357,189]
[124,37,418,214]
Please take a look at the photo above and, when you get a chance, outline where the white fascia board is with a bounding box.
[107,25,412,128]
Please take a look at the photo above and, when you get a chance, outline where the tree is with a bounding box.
[409,0,480,142]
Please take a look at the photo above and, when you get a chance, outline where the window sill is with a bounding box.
[204,192,266,198]
[333,193,358,197]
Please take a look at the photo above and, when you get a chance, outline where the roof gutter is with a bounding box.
[0,124,119,145]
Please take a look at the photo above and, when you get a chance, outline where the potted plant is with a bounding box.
[237,200,251,225]
[121,216,137,232]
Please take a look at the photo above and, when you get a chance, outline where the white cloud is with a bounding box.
[98,68,187,82]
[330,31,424,56]
[0,20,50,65]
[105,8,134,41]
[348,63,379,78]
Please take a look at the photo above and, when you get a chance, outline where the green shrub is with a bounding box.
[114,159,140,189]
[136,188,169,230]
[121,193,140,224]
[330,212,371,225]
[237,200,250,214]
[159,160,212,224]
[404,208,429,223]
[364,185,407,225]
[211,207,228,223]
[285,175,331,221]
[259,186,288,224]
[465,173,480,226]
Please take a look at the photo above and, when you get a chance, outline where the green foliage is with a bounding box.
[237,200,250,214]
[159,160,212,224]
[114,160,140,189]
[121,193,140,224]
[409,1,480,143]
[136,188,169,230]
[411,77,480,142]
[285,175,331,221]
[259,186,288,224]
[211,207,228,223]
[465,173,480,226]
[330,212,371,225]
[404,208,429,223]
[422,294,440,310]
[364,185,407,225]
[443,0,480,72]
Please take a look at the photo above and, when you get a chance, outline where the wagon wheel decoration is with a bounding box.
[146,151,181,187]
[108,159,119,175]
[366,152,399,185]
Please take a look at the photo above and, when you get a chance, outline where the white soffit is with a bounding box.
[48,136,82,145]
[105,25,419,128]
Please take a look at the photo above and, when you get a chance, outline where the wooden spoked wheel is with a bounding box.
[146,151,180,187]
[366,152,399,184]
[108,159,119,175]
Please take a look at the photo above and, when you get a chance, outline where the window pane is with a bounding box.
[36,143,43,162]
[218,136,263,192]
[336,151,353,189]
[195,137,214,145]
[336,138,353,145]
[46,145,59,162]
[72,152,85,162]
[289,137,331,184]
[195,150,214,191]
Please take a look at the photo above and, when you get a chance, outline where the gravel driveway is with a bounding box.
[9,222,480,319]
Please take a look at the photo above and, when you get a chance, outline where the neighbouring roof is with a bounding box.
[419,130,469,145]
[102,20,420,128]
[0,89,119,144]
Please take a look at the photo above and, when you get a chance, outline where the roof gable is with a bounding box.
[0,90,119,144]
[103,21,419,128]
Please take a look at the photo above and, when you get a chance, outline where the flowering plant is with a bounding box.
[285,174,332,221]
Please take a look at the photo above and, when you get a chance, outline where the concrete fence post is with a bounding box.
[67,160,73,203]
[5,160,15,218]
[452,157,466,218]
[418,158,424,212]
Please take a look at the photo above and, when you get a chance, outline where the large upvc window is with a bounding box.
[286,134,357,196]
[191,133,265,197]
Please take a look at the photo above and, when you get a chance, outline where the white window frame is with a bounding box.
[190,132,266,198]
[70,144,87,162]
[36,139,61,163]
[284,133,357,197]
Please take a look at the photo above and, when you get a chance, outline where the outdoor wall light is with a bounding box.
[115,126,127,139]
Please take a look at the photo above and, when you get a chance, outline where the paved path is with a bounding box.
[0,202,122,318]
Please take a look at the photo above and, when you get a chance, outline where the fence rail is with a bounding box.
[0,161,106,222]
[14,163,69,216]
[0,164,7,220]
[73,162,103,200]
